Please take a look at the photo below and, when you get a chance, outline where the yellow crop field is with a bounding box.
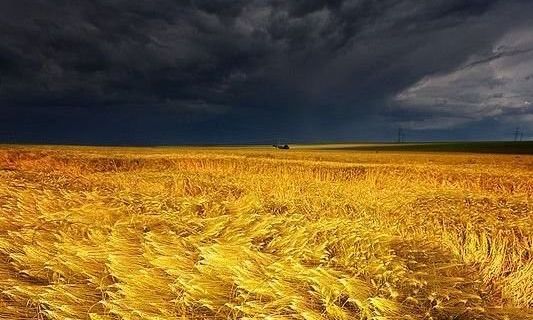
[0,146,532,319]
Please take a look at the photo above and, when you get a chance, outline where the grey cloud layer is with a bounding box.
[0,0,531,142]
[396,28,533,129]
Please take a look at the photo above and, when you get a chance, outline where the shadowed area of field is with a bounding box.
[297,141,533,154]
[0,146,532,319]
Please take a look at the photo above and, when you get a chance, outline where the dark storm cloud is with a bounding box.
[0,0,532,143]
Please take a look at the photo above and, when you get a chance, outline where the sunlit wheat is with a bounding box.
[0,146,531,319]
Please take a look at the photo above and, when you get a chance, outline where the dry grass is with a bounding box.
[0,146,531,319]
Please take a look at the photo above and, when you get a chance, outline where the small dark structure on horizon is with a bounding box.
[397,127,406,143]
[273,144,290,149]
[514,127,524,142]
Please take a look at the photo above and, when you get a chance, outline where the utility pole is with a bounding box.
[397,127,403,143]
[520,131,524,142]
[514,127,520,142]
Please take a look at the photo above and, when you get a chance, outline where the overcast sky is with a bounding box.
[1,0,532,144]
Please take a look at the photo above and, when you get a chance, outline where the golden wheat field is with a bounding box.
[0,145,532,320]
